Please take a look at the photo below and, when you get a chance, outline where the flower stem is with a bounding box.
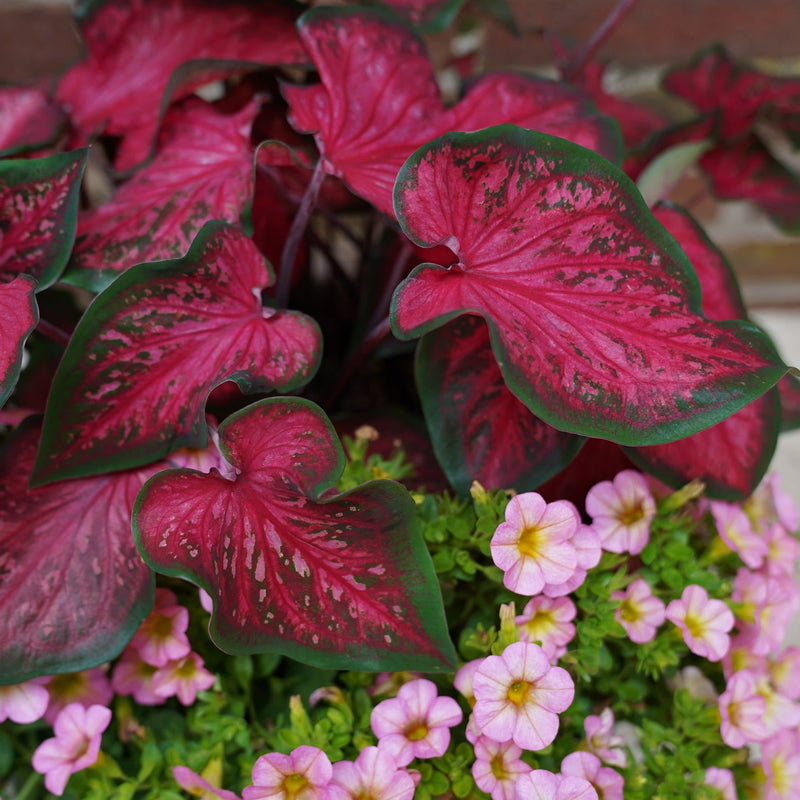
[563,0,641,82]
[276,158,327,309]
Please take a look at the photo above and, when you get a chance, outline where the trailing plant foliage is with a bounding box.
[0,0,798,681]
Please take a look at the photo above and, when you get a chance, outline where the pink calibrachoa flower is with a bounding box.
[718,670,768,748]
[328,746,415,800]
[453,659,484,707]
[243,745,332,800]
[0,678,49,723]
[771,647,800,700]
[585,470,655,555]
[753,672,800,738]
[515,769,598,800]
[745,472,798,535]
[112,648,164,705]
[732,569,800,656]
[583,709,627,768]
[761,728,800,800]
[611,579,665,644]
[709,500,768,569]
[43,667,114,724]
[472,641,574,751]
[128,587,191,667]
[490,492,579,596]
[762,523,799,578]
[665,584,734,662]
[31,703,112,796]
[370,678,462,767]
[471,736,532,800]
[542,525,602,598]
[703,767,737,800]
[561,752,624,800]
[173,765,241,800]
[151,651,216,705]
[515,596,576,660]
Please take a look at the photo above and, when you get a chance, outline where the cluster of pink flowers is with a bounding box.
[112,587,216,706]
[0,586,216,796]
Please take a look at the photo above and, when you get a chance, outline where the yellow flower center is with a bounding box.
[523,610,556,640]
[619,597,641,623]
[491,754,509,780]
[282,773,310,799]
[684,611,705,639]
[47,672,84,697]
[151,614,175,639]
[507,680,530,706]
[617,502,644,527]
[517,524,545,558]
[405,721,429,741]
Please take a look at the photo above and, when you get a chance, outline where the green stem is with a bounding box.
[14,770,43,800]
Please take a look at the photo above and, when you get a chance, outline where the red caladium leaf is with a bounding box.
[284,7,619,217]
[663,45,800,142]
[0,418,159,683]
[0,86,66,157]
[32,222,321,486]
[778,374,800,432]
[0,275,38,408]
[623,204,779,499]
[417,315,583,495]
[0,149,87,289]
[391,126,787,445]
[699,134,800,234]
[66,98,258,292]
[134,397,455,671]
[56,0,305,170]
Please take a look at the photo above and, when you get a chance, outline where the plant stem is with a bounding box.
[367,238,414,332]
[36,318,71,347]
[563,0,641,82]
[325,315,393,410]
[276,159,327,309]
[13,771,42,800]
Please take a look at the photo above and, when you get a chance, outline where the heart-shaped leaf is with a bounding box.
[0,418,159,683]
[133,397,455,671]
[0,86,66,157]
[700,134,800,234]
[391,126,787,445]
[0,275,38,408]
[416,315,583,495]
[0,149,87,289]
[56,0,305,170]
[32,222,321,486]
[663,45,800,142]
[66,99,258,292]
[284,7,619,217]
[624,204,780,499]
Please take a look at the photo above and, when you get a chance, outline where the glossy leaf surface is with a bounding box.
[0,419,158,683]
[0,149,87,288]
[67,99,257,291]
[392,127,786,445]
[284,7,618,216]
[56,0,305,169]
[134,398,455,671]
[0,275,38,408]
[626,205,779,499]
[33,223,321,485]
[0,87,66,157]
[417,315,583,495]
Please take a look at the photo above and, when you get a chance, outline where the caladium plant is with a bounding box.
[0,0,797,682]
